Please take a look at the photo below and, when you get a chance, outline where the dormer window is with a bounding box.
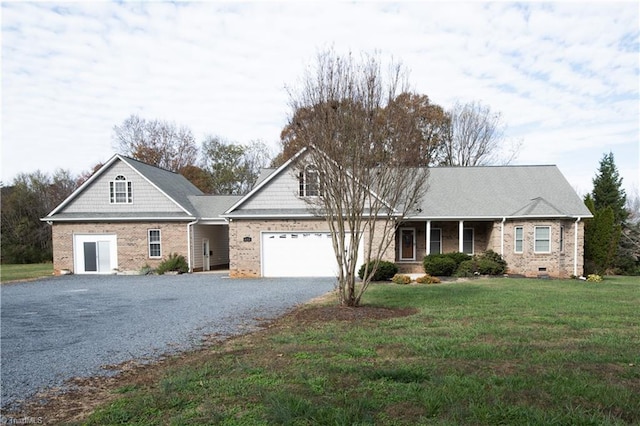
[110,175,132,204]
[299,165,321,197]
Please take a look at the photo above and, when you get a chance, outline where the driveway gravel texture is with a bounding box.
[0,272,335,411]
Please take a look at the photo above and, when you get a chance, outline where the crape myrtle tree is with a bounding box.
[286,50,430,306]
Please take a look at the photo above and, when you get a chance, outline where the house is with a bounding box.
[43,154,240,274]
[45,151,592,278]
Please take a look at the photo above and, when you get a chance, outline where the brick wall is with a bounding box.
[228,219,390,278]
[51,222,189,274]
[500,219,584,278]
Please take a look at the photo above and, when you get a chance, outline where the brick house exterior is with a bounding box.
[45,151,591,278]
[44,155,239,275]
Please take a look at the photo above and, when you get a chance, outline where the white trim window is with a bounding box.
[463,228,474,255]
[298,165,321,197]
[148,229,161,258]
[534,226,551,253]
[430,228,442,255]
[514,226,524,253]
[110,175,132,204]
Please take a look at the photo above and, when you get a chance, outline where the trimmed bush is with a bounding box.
[416,274,441,284]
[454,250,508,277]
[445,252,472,266]
[478,250,507,274]
[358,260,398,281]
[391,274,412,285]
[423,254,457,276]
[455,259,478,277]
[156,253,189,275]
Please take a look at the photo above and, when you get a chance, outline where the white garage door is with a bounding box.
[73,234,118,274]
[261,232,363,277]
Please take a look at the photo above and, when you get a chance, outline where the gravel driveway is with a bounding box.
[0,273,335,411]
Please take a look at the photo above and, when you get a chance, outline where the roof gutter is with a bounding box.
[500,217,506,256]
[574,217,581,277]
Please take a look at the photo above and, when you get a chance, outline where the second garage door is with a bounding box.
[261,232,363,277]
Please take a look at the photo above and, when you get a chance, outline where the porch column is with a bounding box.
[426,220,431,255]
[459,220,464,253]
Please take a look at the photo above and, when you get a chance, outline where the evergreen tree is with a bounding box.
[591,152,627,224]
[584,195,620,275]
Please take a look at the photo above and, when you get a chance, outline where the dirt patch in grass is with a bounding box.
[4,303,416,424]
[290,304,419,323]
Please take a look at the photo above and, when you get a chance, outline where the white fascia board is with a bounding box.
[406,214,587,221]
[41,216,197,222]
[195,218,228,225]
[224,147,309,215]
[222,213,318,219]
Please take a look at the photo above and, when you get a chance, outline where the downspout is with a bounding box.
[187,219,199,273]
[574,217,581,277]
[500,217,506,256]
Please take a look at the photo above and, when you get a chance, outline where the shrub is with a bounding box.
[478,250,507,274]
[455,250,507,277]
[477,258,503,275]
[423,254,457,276]
[358,260,398,281]
[586,274,603,282]
[391,274,412,285]
[445,252,472,266]
[455,259,478,277]
[416,274,441,284]
[156,253,189,275]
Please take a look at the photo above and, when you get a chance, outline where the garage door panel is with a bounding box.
[261,232,361,277]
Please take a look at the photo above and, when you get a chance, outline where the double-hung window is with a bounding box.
[110,175,132,204]
[463,228,474,255]
[430,228,442,254]
[534,226,551,253]
[514,226,524,253]
[299,165,321,197]
[148,229,161,258]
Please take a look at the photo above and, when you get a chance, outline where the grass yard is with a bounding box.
[0,263,53,283]
[74,277,640,424]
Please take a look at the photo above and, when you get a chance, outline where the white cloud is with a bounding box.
[2,1,638,196]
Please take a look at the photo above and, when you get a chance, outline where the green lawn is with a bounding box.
[0,263,53,283]
[86,276,640,425]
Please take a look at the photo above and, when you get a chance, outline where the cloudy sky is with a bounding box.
[2,1,638,197]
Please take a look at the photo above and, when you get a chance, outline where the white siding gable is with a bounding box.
[61,161,185,214]
[238,167,310,211]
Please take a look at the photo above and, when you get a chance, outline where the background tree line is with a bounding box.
[3,48,636,273]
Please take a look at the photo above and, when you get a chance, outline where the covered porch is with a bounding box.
[394,220,500,274]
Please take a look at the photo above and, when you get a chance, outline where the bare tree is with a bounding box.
[287,50,430,306]
[112,114,199,172]
[441,100,520,166]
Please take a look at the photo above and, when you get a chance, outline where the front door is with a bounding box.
[399,228,416,261]
[203,239,210,271]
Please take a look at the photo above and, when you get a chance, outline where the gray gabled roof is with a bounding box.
[188,195,242,221]
[412,165,592,219]
[121,156,203,215]
[45,154,204,219]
